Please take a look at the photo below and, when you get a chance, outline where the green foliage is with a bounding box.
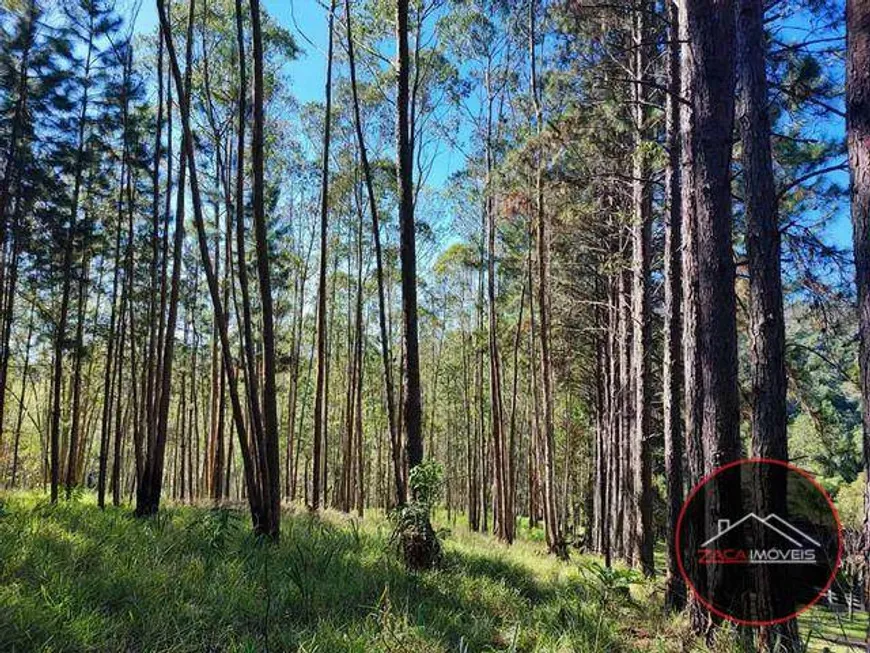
[835,472,864,531]
[578,560,643,604]
[409,460,444,509]
[391,462,445,571]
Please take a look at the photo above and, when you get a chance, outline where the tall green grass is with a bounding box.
[0,492,637,652]
[8,491,850,652]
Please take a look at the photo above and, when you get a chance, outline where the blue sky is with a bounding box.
[130,0,852,257]
[133,0,328,104]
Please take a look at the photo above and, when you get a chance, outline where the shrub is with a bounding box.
[391,461,443,571]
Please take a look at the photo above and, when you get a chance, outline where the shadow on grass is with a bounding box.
[0,493,622,652]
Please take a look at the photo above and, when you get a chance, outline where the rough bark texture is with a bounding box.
[663,0,686,611]
[250,0,281,538]
[683,0,741,630]
[847,0,870,620]
[737,0,797,642]
[312,0,336,510]
[631,0,653,575]
[397,0,423,472]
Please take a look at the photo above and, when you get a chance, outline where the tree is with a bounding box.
[846,0,870,623]
[683,0,741,629]
[662,0,686,611]
[529,0,563,558]
[249,0,282,537]
[737,0,798,642]
[312,0,336,510]
[345,0,404,507]
[397,0,422,473]
[50,0,122,504]
[630,0,653,575]
[136,0,195,517]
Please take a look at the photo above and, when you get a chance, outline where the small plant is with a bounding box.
[578,560,643,606]
[408,462,443,509]
[391,460,443,571]
[202,507,241,552]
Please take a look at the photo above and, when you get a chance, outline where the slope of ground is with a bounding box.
[0,491,860,652]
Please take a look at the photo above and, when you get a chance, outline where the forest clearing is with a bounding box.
[0,0,867,649]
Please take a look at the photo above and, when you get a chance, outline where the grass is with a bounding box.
[0,491,651,652]
[0,491,860,652]
[799,604,868,652]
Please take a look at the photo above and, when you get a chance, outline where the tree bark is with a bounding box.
[631,0,653,575]
[737,0,798,642]
[249,0,281,538]
[529,0,563,557]
[345,0,404,506]
[397,0,424,474]
[683,0,741,628]
[51,19,94,504]
[136,0,194,518]
[663,0,686,612]
[312,0,336,510]
[846,0,870,626]
[155,0,261,527]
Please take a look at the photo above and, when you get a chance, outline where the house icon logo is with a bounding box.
[676,459,841,626]
[696,512,822,565]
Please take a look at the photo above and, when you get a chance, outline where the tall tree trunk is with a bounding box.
[136,0,195,517]
[312,0,336,510]
[631,0,653,574]
[485,65,510,543]
[112,249,129,507]
[684,0,741,629]
[51,21,95,504]
[155,0,261,528]
[8,300,34,488]
[66,248,90,498]
[846,0,870,631]
[249,0,281,538]
[397,0,423,473]
[529,0,563,557]
[737,0,798,643]
[663,0,686,611]
[345,0,404,505]
[0,213,20,467]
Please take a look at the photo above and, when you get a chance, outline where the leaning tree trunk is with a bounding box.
[155,0,261,529]
[345,0,404,506]
[136,0,193,518]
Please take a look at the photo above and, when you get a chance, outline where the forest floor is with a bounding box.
[0,491,863,652]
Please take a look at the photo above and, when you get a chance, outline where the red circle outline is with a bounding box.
[674,457,843,627]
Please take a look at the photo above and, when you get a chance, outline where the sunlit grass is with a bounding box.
[1,491,861,652]
[0,491,632,652]
[800,603,868,652]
